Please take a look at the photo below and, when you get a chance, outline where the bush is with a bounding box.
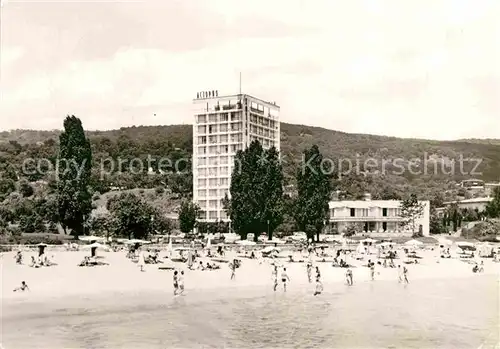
[19,181,34,197]
[155,186,165,195]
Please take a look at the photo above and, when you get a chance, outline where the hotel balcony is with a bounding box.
[329,216,404,222]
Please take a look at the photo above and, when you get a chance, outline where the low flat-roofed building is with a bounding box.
[328,199,430,236]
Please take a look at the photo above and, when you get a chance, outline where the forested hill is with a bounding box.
[1,123,499,202]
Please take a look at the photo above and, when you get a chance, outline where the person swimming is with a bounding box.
[13,281,29,292]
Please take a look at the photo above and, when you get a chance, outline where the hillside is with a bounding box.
[1,122,500,204]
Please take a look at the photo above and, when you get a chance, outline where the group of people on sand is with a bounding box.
[15,251,56,268]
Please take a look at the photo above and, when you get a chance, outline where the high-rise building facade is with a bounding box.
[192,92,280,222]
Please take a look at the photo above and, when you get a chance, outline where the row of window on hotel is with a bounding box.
[197,167,232,176]
[196,112,277,127]
[198,178,229,187]
[197,189,228,199]
[197,125,276,138]
[198,210,226,220]
[196,139,276,154]
[197,155,235,166]
[331,208,402,217]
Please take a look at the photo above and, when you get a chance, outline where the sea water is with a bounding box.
[1,275,498,349]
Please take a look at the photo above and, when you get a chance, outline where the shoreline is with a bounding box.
[3,272,497,317]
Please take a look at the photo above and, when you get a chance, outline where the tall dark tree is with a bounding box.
[57,116,93,238]
[178,201,199,234]
[294,145,333,242]
[485,187,500,218]
[262,147,284,240]
[107,192,155,239]
[400,193,425,235]
[225,141,284,241]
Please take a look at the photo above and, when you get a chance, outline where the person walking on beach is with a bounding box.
[314,267,323,296]
[306,263,312,283]
[179,270,185,295]
[281,268,290,292]
[345,268,353,286]
[397,265,403,283]
[402,266,409,284]
[230,260,236,280]
[173,270,179,295]
[272,265,278,291]
[137,248,146,272]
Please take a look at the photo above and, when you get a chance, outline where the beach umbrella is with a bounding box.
[125,239,151,245]
[405,239,423,247]
[82,242,105,257]
[361,238,377,243]
[456,241,475,249]
[79,236,105,242]
[438,238,452,246]
[37,243,47,257]
[236,240,256,246]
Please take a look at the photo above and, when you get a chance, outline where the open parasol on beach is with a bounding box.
[125,239,151,245]
[361,238,377,243]
[235,240,256,246]
[405,239,423,247]
[79,236,105,242]
[82,242,107,257]
[37,243,48,257]
[456,241,476,250]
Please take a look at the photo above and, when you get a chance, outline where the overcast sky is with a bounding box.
[1,0,498,140]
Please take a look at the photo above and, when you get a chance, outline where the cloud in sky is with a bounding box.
[0,0,498,140]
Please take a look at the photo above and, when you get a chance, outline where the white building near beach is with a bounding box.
[192,91,280,222]
[327,198,431,236]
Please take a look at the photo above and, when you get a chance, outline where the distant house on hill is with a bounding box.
[441,197,493,212]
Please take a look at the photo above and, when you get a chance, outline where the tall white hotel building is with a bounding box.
[193,91,280,222]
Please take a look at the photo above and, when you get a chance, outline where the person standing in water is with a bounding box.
[402,266,409,284]
[369,261,375,281]
[314,266,323,296]
[306,263,312,283]
[272,265,278,291]
[173,270,179,295]
[345,268,353,286]
[230,260,236,280]
[281,267,290,292]
[179,270,185,294]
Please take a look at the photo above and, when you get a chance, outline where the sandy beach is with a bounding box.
[2,247,499,304]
